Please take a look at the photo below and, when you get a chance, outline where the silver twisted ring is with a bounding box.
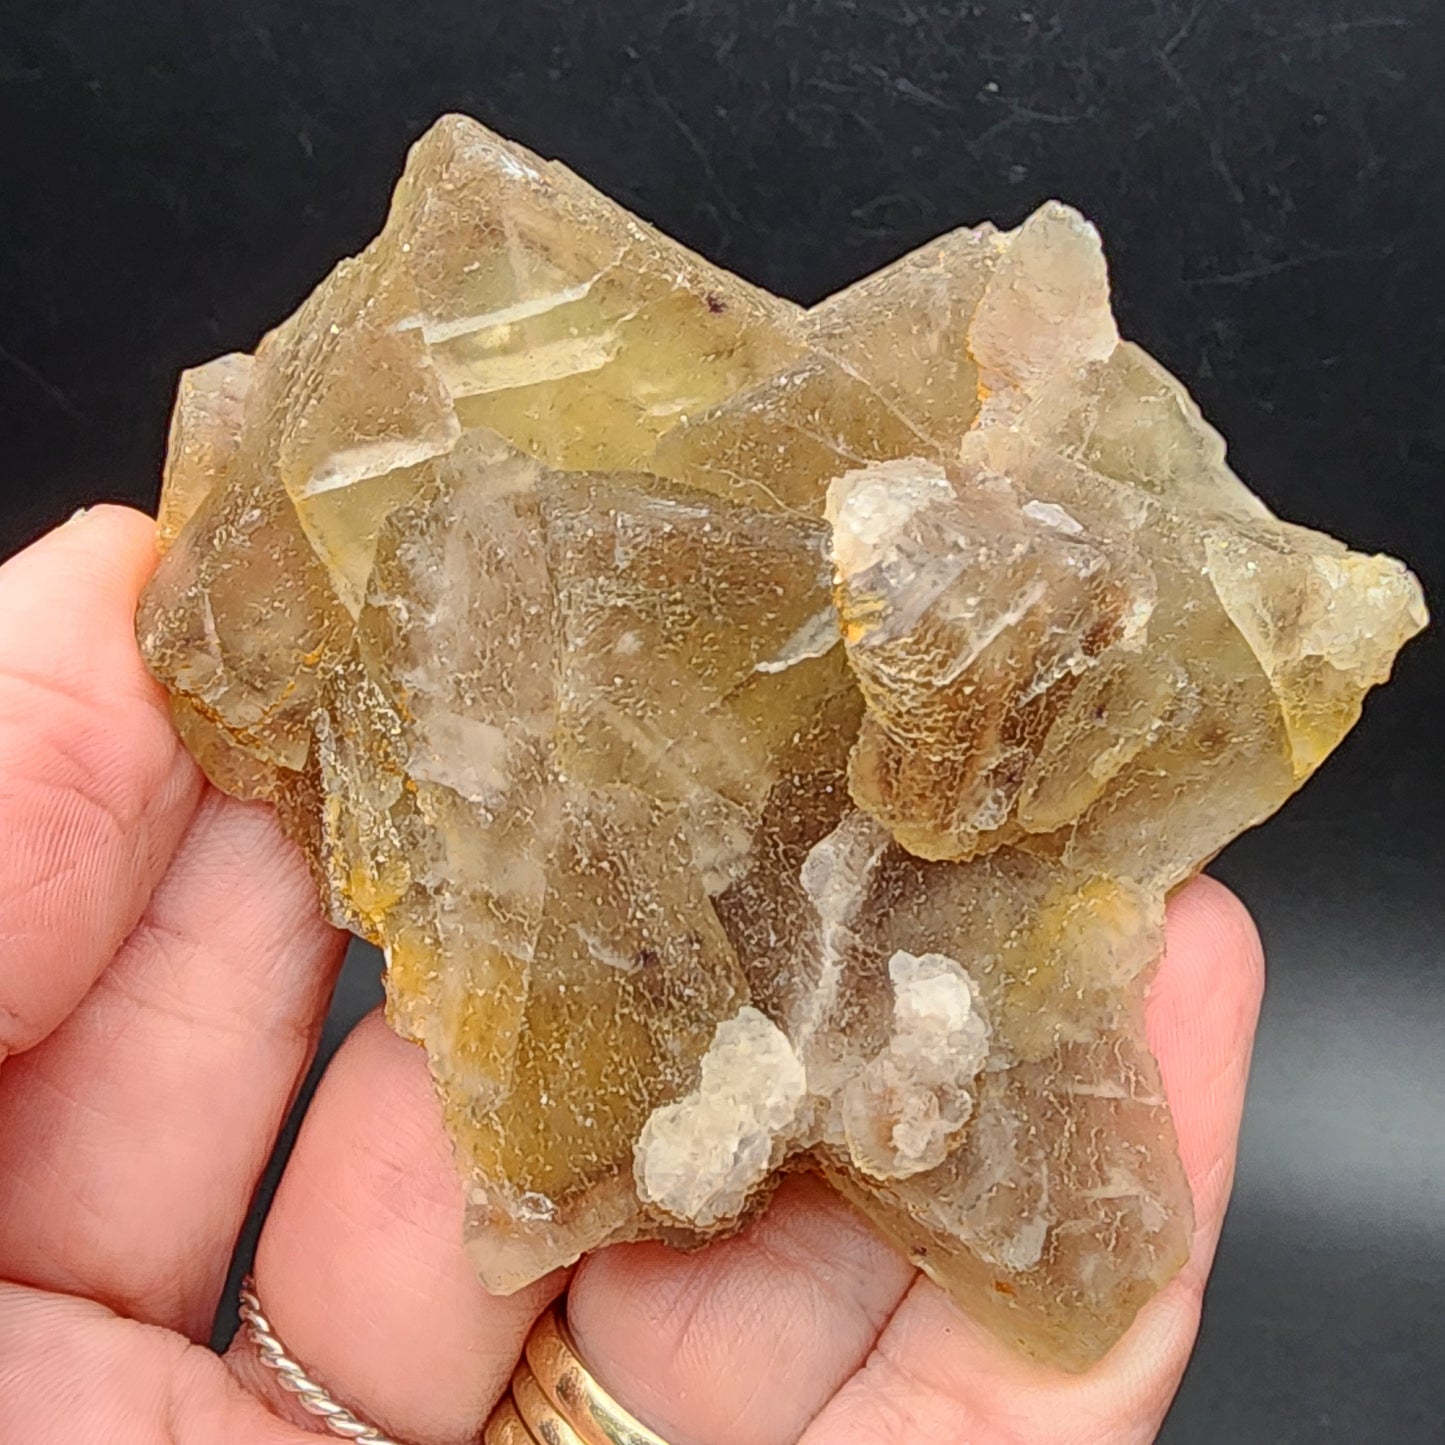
[237,1274,673,1444]
[237,1274,402,1444]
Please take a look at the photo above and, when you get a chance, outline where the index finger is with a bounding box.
[0,505,203,1064]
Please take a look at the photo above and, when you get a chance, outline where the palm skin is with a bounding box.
[0,507,1263,1445]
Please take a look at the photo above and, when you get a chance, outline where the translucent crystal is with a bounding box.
[137,115,1425,1370]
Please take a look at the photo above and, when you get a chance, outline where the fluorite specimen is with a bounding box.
[136,115,1425,1369]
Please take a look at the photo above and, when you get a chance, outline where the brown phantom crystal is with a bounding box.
[136,115,1425,1369]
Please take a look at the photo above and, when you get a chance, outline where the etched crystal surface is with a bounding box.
[136,116,1426,1369]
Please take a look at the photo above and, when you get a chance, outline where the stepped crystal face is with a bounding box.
[137,115,1425,1369]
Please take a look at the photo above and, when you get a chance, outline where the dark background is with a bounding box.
[2,1,1442,1439]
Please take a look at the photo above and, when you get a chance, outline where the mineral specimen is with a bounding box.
[136,115,1426,1370]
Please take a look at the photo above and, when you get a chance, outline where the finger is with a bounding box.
[568,1174,917,1445]
[0,505,203,1063]
[1141,874,1266,1282]
[0,1280,317,1444]
[564,875,1263,1445]
[798,874,1265,1445]
[227,1012,565,1445]
[0,791,347,1341]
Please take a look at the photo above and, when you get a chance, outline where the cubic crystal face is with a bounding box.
[136,115,1425,1370]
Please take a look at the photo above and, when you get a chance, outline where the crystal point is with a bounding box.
[137,115,1425,1370]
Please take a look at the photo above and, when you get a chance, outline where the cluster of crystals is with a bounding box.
[138,116,1424,1368]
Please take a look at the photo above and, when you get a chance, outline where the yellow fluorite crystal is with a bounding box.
[137,115,1425,1369]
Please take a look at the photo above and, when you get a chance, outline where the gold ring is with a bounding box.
[484,1304,674,1445]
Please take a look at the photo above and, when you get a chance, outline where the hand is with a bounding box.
[0,506,1264,1445]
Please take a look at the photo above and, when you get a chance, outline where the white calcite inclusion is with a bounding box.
[635,1006,808,1228]
[837,951,992,1183]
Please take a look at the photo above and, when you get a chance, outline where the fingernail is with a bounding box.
[67,506,89,525]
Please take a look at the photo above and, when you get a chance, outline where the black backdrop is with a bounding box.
[2,2,1442,1440]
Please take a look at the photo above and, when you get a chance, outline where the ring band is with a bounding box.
[238,1275,401,1443]
[238,1275,673,1445]
[486,1305,671,1445]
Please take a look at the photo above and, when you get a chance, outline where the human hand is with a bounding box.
[0,506,1264,1444]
